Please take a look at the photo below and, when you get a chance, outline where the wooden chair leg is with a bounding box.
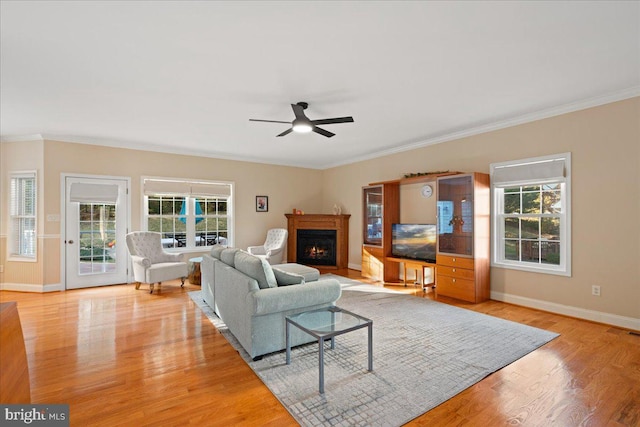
[149,283,155,294]
[181,277,186,287]
[134,282,141,290]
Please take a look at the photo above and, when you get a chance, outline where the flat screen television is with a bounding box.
[391,224,437,263]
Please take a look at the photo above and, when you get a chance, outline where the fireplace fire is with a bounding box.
[296,229,337,266]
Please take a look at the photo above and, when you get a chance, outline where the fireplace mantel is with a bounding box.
[285,214,350,269]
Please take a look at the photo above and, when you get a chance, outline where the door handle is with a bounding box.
[67,240,74,244]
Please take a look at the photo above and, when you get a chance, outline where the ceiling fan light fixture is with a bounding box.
[250,101,353,138]
[292,119,312,133]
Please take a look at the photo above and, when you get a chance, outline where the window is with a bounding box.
[9,172,37,259]
[491,153,571,276]
[142,178,233,250]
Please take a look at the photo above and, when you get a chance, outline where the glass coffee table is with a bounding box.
[285,306,373,394]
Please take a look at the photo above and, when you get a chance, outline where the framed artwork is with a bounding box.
[256,195,268,212]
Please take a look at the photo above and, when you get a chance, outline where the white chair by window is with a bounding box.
[125,231,188,294]
[248,228,288,264]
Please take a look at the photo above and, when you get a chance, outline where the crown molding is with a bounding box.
[0,134,44,143]
[322,86,640,169]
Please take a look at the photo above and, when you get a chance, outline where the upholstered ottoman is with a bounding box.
[272,263,320,282]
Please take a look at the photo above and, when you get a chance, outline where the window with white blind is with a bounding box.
[142,178,233,250]
[9,172,37,260]
[491,153,571,276]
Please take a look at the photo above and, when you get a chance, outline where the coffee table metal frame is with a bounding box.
[285,306,373,394]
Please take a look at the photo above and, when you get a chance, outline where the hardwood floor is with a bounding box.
[1,270,638,426]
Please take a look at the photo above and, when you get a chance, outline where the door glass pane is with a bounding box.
[363,187,383,245]
[78,203,117,275]
[437,175,473,256]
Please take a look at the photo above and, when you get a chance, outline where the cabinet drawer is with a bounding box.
[436,254,474,269]
[437,265,475,280]
[436,275,475,302]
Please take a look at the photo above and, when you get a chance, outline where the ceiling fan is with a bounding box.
[249,102,354,138]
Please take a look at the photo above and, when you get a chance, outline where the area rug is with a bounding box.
[189,275,559,426]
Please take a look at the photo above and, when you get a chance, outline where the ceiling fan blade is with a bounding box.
[291,103,308,120]
[249,119,291,124]
[312,126,335,138]
[311,116,354,126]
[276,128,293,137]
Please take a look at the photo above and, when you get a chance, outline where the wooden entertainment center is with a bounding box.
[362,172,490,303]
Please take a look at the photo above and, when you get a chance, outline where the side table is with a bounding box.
[188,257,203,286]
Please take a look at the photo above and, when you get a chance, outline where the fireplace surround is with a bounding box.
[285,214,350,269]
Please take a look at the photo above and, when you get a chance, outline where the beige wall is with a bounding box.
[41,140,324,241]
[1,98,638,327]
[0,140,46,286]
[1,140,324,288]
[321,97,640,322]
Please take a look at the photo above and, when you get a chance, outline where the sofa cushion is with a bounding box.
[272,268,305,286]
[234,251,277,289]
[210,244,226,260]
[272,263,320,282]
[220,248,240,266]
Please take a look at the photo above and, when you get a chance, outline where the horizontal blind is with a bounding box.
[492,158,566,187]
[143,178,231,197]
[69,183,119,203]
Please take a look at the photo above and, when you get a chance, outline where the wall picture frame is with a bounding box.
[256,195,268,212]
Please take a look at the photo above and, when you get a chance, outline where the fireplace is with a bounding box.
[285,214,350,269]
[296,229,337,266]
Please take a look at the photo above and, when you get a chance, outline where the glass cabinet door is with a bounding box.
[437,175,473,256]
[363,186,383,246]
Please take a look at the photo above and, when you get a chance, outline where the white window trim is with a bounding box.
[490,153,571,277]
[8,170,38,262]
[140,176,235,252]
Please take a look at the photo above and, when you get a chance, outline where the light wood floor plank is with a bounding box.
[1,270,638,426]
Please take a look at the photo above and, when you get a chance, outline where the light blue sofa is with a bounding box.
[201,246,342,360]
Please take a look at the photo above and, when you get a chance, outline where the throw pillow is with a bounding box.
[272,268,305,286]
[234,251,277,289]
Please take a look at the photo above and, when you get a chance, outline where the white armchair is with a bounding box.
[247,228,288,265]
[125,231,188,294]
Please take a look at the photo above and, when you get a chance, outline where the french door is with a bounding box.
[64,176,129,289]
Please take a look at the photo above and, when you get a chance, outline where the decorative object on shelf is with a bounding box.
[333,204,342,215]
[448,215,464,227]
[449,215,464,233]
[420,184,433,198]
[256,196,268,212]
[404,171,450,179]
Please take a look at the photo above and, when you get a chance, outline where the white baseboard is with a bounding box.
[348,263,362,271]
[491,291,640,331]
[0,282,63,292]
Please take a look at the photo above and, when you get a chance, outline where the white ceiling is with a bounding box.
[1,1,639,169]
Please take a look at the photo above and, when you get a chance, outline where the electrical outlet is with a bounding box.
[592,285,601,296]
